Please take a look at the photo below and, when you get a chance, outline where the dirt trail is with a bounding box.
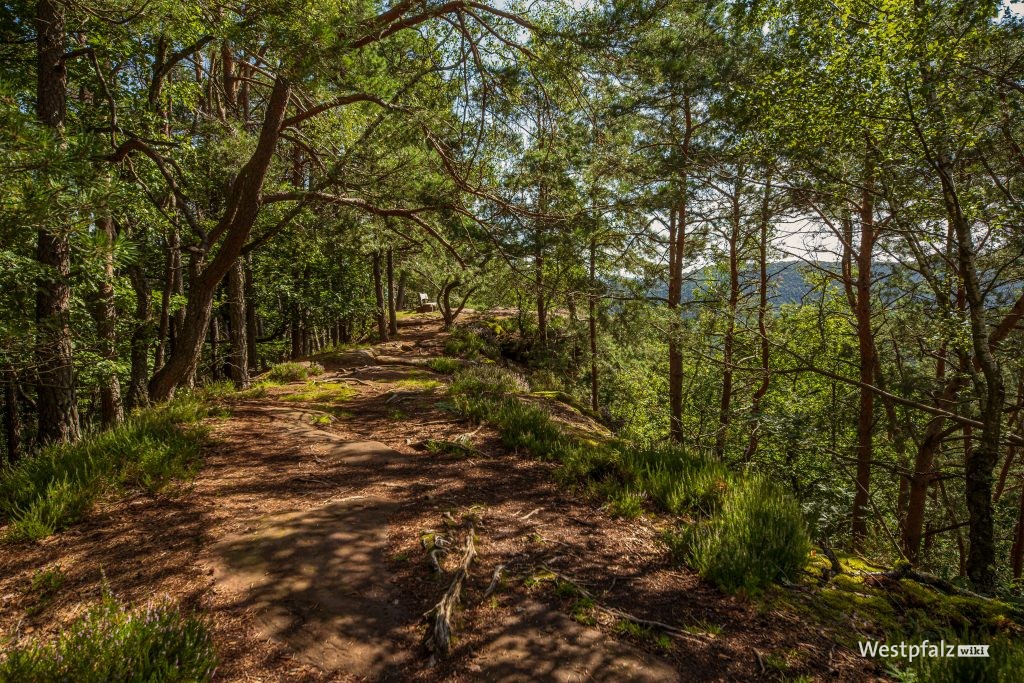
[0,315,877,681]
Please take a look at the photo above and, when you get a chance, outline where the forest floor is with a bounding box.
[0,314,883,682]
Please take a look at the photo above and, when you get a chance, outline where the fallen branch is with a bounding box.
[520,507,543,521]
[426,521,478,656]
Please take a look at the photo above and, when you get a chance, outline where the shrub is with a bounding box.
[444,327,495,359]
[0,595,217,682]
[427,357,462,374]
[686,476,811,593]
[493,399,563,454]
[0,399,207,541]
[449,365,529,398]
[607,488,645,519]
[898,635,1024,682]
[622,445,733,516]
[263,361,323,384]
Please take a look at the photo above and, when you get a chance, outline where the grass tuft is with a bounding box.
[0,398,207,541]
[427,357,462,374]
[0,594,216,682]
[685,476,811,593]
[263,361,324,384]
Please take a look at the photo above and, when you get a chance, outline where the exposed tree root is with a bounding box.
[541,566,708,644]
[482,564,505,600]
[425,518,478,656]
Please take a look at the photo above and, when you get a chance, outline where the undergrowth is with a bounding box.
[0,593,216,682]
[447,366,811,593]
[263,361,324,384]
[0,398,208,541]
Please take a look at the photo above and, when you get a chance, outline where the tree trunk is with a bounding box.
[154,228,176,371]
[94,215,123,427]
[290,304,301,359]
[209,314,221,381]
[244,257,258,374]
[851,159,877,548]
[3,369,21,463]
[396,269,408,312]
[667,97,691,444]
[148,77,291,401]
[125,264,151,410]
[1012,482,1024,580]
[226,259,249,388]
[35,0,79,445]
[534,218,547,344]
[715,179,741,460]
[943,169,1004,590]
[589,236,599,413]
[372,251,389,342]
[386,248,398,337]
[744,171,773,461]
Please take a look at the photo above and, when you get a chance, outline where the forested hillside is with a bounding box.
[2,0,1024,680]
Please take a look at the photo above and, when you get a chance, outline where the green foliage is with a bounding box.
[278,381,355,404]
[449,365,529,398]
[444,328,498,360]
[263,362,324,384]
[606,487,645,519]
[621,445,733,516]
[685,477,811,593]
[426,357,462,374]
[0,595,216,682]
[0,399,207,541]
[897,635,1024,682]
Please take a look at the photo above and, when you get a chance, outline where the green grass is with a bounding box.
[0,398,208,541]
[395,376,442,391]
[449,365,529,398]
[278,381,355,404]
[897,635,1024,682]
[446,366,813,595]
[685,476,811,593]
[0,594,216,682]
[621,445,734,517]
[24,565,66,616]
[263,361,324,383]
[427,357,462,374]
[444,327,498,360]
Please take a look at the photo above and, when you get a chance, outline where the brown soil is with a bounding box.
[0,314,882,681]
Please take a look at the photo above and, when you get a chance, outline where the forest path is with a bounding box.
[0,314,874,681]
[203,314,681,681]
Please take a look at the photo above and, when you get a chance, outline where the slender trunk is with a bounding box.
[125,264,151,409]
[535,220,547,344]
[589,236,599,413]
[244,257,257,374]
[944,174,1004,589]
[851,150,877,548]
[94,216,123,426]
[290,304,301,359]
[715,180,741,460]
[154,229,175,370]
[372,251,388,342]
[667,201,685,443]
[3,369,21,463]
[667,97,691,444]
[744,172,772,461]
[396,269,408,312]
[1012,482,1024,579]
[148,77,291,401]
[386,248,398,337]
[226,259,249,388]
[210,315,221,381]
